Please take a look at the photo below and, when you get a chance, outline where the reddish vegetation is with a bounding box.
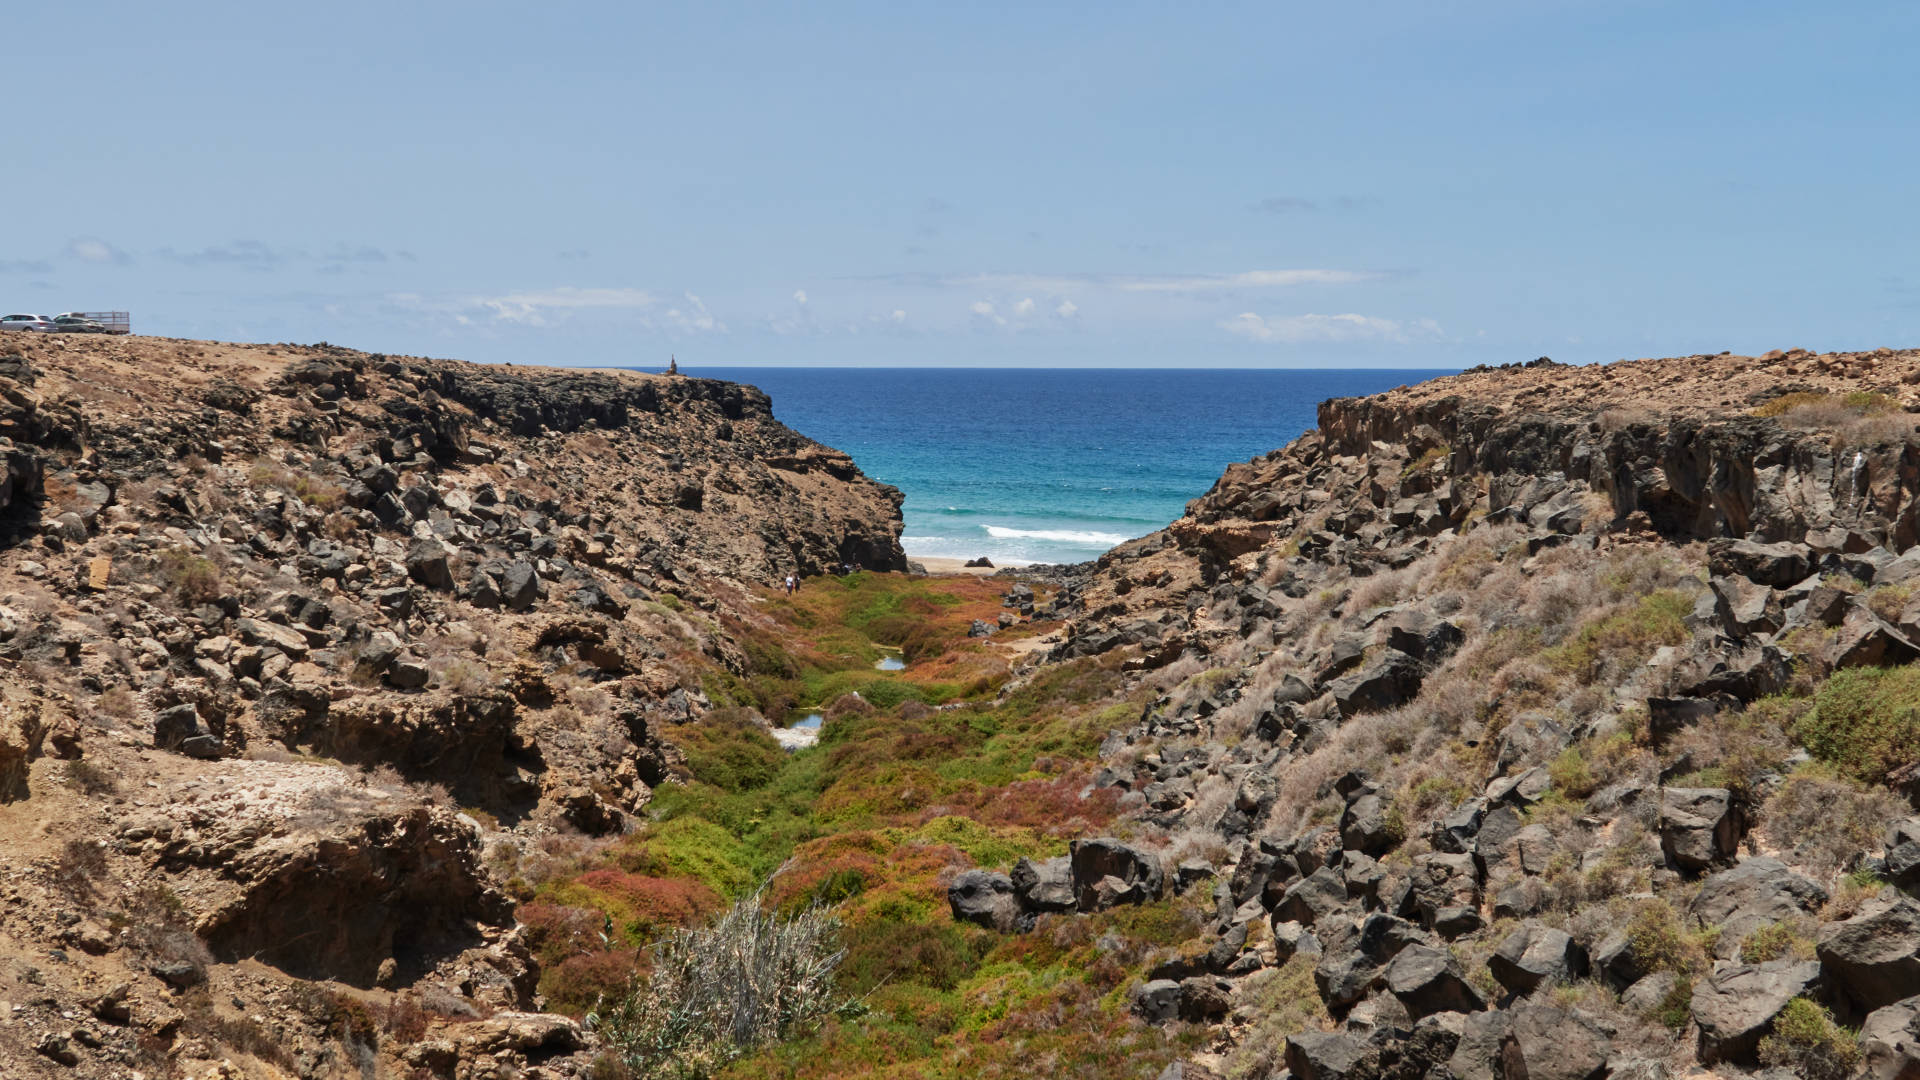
[919,774,1123,835]
[574,869,722,937]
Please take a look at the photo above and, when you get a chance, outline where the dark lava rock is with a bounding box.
[948,869,1022,932]
[1818,895,1920,1013]
[1660,787,1742,873]
[1068,837,1164,912]
[1489,921,1586,995]
[1691,958,1823,1065]
[1385,943,1485,1019]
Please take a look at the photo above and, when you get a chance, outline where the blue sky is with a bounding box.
[3,1,1914,368]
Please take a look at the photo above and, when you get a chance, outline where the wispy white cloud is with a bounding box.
[969,300,1007,327]
[68,237,130,265]
[1013,297,1036,317]
[161,240,284,270]
[476,287,659,325]
[662,293,722,333]
[1055,299,1078,319]
[1220,312,1442,344]
[161,240,413,271]
[883,268,1386,293]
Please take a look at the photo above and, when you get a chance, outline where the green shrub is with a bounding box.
[1752,392,1836,418]
[838,920,988,994]
[668,709,786,792]
[1624,900,1708,976]
[1656,975,1693,1030]
[1758,997,1859,1080]
[1739,920,1815,964]
[1548,746,1599,799]
[1545,590,1693,684]
[1795,665,1920,784]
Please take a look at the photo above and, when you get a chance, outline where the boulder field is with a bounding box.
[952,346,1920,1080]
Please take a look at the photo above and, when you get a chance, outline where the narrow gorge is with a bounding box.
[4,336,1920,1080]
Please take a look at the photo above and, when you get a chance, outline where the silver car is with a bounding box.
[0,314,56,332]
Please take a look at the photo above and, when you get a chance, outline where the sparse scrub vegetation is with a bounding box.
[1738,919,1817,964]
[248,460,347,509]
[590,892,849,1080]
[1754,390,1912,448]
[156,546,224,604]
[1757,997,1859,1080]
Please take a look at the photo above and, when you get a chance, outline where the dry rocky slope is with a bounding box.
[954,347,1920,1080]
[0,335,905,1079]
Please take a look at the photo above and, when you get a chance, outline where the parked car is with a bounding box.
[52,313,107,333]
[0,314,56,332]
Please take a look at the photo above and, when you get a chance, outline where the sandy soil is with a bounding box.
[912,556,1002,576]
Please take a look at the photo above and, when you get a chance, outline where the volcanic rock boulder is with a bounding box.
[1274,866,1348,927]
[1488,922,1586,996]
[1860,994,1920,1080]
[1496,1004,1612,1080]
[1314,913,1429,1011]
[1709,538,1813,587]
[1818,896,1920,1013]
[1691,958,1824,1064]
[1330,649,1425,717]
[405,537,455,589]
[1659,786,1742,872]
[1286,1031,1370,1080]
[1887,819,1920,891]
[1385,944,1485,1019]
[1689,857,1827,956]
[948,869,1023,932]
[1069,837,1164,912]
[1010,855,1076,913]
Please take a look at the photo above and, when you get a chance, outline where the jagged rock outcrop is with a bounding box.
[0,334,911,1077]
[1005,348,1920,1080]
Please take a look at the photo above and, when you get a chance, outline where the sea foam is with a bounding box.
[984,525,1134,545]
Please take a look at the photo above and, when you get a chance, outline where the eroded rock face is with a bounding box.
[123,763,513,989]
[0,685,52,801]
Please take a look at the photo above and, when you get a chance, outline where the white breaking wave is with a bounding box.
[983,525,1134,545]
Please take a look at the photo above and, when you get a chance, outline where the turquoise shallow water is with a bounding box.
[697,368,1451,566]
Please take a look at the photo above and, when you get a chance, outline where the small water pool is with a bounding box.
[874,655,906,671]
[790,712,824,730]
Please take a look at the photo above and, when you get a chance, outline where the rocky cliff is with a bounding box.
[0,334,906,1079]
[977,346,1920,1079]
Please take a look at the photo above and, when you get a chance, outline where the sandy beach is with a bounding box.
[911,556,1003,576]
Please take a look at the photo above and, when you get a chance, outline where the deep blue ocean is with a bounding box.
[695,368,1452,566]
